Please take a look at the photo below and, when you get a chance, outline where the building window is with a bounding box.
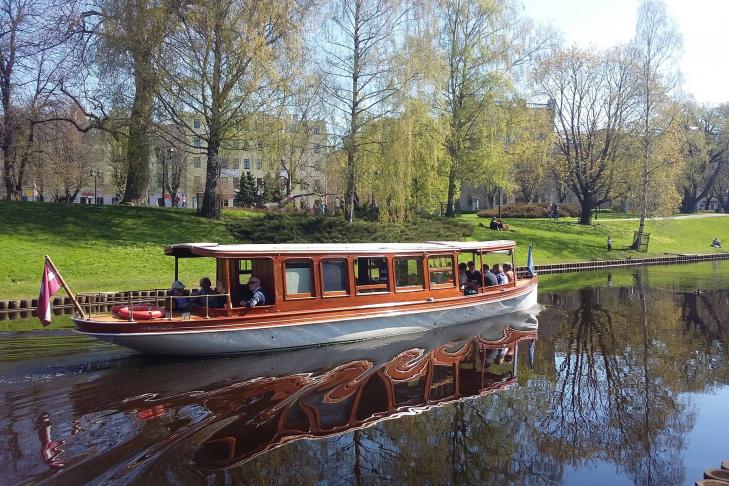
[221,158,228,169]
[428,255,455,288]
[256,178,263,188]
[256,159,262,170]
[231,160,239,169]
[193,118,201,129]
[314,143,320,154]
[314,127,320,134]
[354,257,389,294]
[322,259,348,295]
[285,260,314,298]
[193,137,201,148]
[194,176,201,189]
[223,199,229,207]
[244,159,250,170]
[194,157,201,168]
[395,257,425,290]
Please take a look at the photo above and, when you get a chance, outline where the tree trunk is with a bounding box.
[345,144,356,223]
[679,190,699,213]
[445,159,457,217]
[121,56,155,205]
[200,140,221,219]
[2,78,18,200]
[578,198,593,225]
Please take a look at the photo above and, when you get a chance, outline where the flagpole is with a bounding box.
[45,256,87,319]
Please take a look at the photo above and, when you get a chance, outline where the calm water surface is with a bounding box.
[1,261,728,485]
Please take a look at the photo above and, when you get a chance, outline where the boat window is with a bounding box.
[322,259,349,295]
[395,257,424,290]
[285,259,314,298]
[428,255,455,288]
[353,257,389,294]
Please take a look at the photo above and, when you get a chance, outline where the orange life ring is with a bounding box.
[112,302,156,315]
[116,305,165,321]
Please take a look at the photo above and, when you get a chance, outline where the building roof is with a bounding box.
[165,241,516,258]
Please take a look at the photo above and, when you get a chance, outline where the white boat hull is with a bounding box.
[76,283,538,355]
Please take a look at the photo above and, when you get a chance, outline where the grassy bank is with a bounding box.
[1,201,726,300]
[0,201,470,299]
[462,214,728,266]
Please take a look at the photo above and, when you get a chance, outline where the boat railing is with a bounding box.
[78,289,231,320]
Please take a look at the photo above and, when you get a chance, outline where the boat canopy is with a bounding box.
[165,241,516,258]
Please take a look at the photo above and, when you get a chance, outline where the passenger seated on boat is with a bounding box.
[491,264,508,285]
[503,263,515,282]
[482,264,498,287]
[466,261,482,287]
[193,277,224,308]
[169,280,189,311]
[241,277,266,307]
[458,263,468,290]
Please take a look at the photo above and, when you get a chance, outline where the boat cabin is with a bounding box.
[164,241,521,318]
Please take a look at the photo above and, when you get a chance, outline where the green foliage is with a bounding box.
[234,173,257,207]
[231,214,473,244]
[261,173,284,203]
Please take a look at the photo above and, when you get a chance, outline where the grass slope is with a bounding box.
[0,202,470,299]
[462,214,728,266]
[1,201,726,300]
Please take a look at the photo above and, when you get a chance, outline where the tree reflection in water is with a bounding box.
[4,264,729,485]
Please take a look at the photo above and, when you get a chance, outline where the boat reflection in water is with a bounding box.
[36,311,538,481]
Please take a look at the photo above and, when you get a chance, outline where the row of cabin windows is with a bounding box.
[282,255,455,298]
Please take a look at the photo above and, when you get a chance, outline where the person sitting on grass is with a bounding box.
[489,217,502,231]
[712,237,721,248]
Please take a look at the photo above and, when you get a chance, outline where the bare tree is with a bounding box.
[630,0,682,248]
[156,0,313,218]
[321,0,418,222]
[536,46,638,224]
[0,0,78,200]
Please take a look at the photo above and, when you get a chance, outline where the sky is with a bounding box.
[519,0,729,105]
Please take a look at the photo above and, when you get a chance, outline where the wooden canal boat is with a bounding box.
[73,241,538,355]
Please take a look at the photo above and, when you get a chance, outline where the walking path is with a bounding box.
[595,213,729,222]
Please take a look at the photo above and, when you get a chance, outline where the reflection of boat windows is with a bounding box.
[284,259,314,298]
[322,259,349,295]
[354,257,390,294]
[395,257,425,290]
[428,254,455,288]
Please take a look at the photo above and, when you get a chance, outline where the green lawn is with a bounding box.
[1,200,726,300]
[460,213,728,266]
[0,202,254,300]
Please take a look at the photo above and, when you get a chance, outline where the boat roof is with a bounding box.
[165,241,516,258]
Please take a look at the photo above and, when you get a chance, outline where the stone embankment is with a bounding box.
[2,252,727,321]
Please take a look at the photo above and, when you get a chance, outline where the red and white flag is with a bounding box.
[37,260,62,326]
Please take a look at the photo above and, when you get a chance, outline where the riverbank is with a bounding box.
[1,200,726,299]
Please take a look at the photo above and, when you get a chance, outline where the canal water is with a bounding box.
[1,261,728,485]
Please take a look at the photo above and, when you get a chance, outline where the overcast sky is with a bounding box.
[519,0,729,105]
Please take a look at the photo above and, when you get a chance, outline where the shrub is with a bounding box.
[230,214,473,243]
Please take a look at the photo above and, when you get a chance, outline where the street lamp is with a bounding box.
[89,169,100,204]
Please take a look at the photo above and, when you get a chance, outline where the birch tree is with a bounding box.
[321,0,418,223]
[630,0,682,248]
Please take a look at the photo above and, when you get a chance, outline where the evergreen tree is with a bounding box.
[262,173,284,204]
[234,173,257,207]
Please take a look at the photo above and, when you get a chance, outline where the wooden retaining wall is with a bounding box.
[1,252,727,321]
